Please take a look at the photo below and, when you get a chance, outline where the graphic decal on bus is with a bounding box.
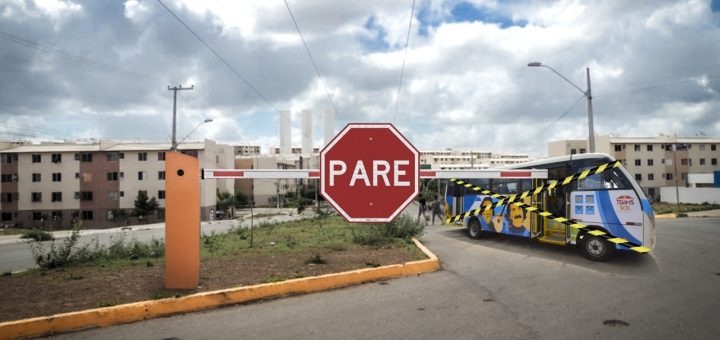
[571,190,643,248]
[466,195,531,237]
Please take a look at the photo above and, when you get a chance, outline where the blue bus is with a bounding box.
[445,153,655,261]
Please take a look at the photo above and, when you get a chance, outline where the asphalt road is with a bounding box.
[51,217,720,339]
[0,209,309,273]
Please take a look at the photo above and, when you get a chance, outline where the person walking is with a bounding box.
[430,195,445,225]
[417,197,428,225]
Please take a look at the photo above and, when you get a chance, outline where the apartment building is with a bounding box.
[548,135,720,200]
[235,155,300,207]
[233,145,261,156]
[419,149,533,170]
[0,140,234,229]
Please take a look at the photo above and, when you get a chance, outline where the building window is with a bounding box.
[712,158,718,166]
[635,174,642,181]
[634,144,640,151]
[51,192,62,202]
[138,190,147,198]
[107,152,121,161]
[32,154,41,163]
[51,153,62,163]
[648,173,654,181]
[52,173,62,182]
[158,190,166,199]
[32,173,41,182]
[634,159,641,166]
[51,211,62,221]
[681,173,688,181]
[570,148,577,155]
[647,159,653,166]
[76,153,93,162]
[681,158,689,166]
[108,191,120,201]
[700,158,706,165]
[1,213,11,221]
[3,193,18,202]
[81,211,94,220]
[107,210,117,221]
[78,191,93,201]
[107,172,119,181]
[614,145,622,152]
[182,150,198,158]
[1,174,11,182]
[31,192,42,202]
[666,173,673,180]
[699,144,706,151]
[138,152,148,161]
[120,191,124,197]
[647,145,653,152]
[579,148,586,153]
[158,152,166,161]
[138,171,145,180]
[712,144,717,151]
[158,171,165,180]
[33,212,43,221]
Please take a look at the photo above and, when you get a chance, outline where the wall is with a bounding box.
[660,187,720,204]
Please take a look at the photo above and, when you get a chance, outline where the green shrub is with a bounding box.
[351,216,424,246]
[20,230,54,241]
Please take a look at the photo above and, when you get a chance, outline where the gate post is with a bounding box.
[165,151,200,289]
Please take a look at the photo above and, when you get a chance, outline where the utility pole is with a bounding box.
[673,136,680,215]
[168,85,194,151]
[586,68,595,153]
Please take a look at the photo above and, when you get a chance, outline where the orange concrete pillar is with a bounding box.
[165,151,200,289]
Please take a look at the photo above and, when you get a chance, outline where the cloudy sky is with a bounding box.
[1,0,719,156]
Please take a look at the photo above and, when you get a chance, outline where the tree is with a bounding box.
[234,191,249,207]
[217,191,236,212]
[133,191,159,222]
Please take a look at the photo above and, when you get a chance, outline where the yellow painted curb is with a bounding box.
[655,213,677,219]
[0,238,440,339]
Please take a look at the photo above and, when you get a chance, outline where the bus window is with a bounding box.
[576,168,630,190]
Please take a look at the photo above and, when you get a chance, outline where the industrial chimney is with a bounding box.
[280,109,291,155]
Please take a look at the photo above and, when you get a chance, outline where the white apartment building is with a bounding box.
[420,149,533,170]
[0,140,234,229]
[548,135,720,200]
[233,145,261,156]
[235,155,302,207]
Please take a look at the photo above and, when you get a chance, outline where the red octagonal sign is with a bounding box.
[321,123,419,223]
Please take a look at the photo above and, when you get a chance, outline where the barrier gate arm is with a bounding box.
[202,168,548,180]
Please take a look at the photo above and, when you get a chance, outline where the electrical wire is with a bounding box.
[0,30,157,82]
[393,0,416,124]
[595,74,720,98]
[283,0,341,120]
[518,94,586,147]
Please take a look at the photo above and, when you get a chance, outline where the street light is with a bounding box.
[176,118,213,148]
[528,62,595,153]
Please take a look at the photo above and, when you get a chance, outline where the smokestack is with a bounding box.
[302,109,313,156]
[280,109,291,155]
[324,108,335,146]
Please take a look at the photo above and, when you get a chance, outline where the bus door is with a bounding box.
[538,166,570,245]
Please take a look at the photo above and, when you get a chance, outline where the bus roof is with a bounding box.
[501,153,616,169]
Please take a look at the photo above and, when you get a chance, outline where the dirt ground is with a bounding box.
[0,244,424,322]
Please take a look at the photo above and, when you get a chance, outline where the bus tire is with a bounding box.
[468,218,483,239]
[578,233,615,262]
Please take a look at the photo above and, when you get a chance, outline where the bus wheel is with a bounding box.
[579,233,615,262]
[468,219,483,239]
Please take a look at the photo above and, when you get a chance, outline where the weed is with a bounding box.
[97,298,120,308]
[305,253,327,265]
[1,271,11,277]
[66,274,85,280]
[327,244,347,252]
[285,235,298,249]
[20,230,54,242]
[365,261,381,268]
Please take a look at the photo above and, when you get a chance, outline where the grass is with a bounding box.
[1,228,35,236]
[653,202,720,215]
[20,230,54,241]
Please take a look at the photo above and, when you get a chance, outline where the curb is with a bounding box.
[0,238,440,339]
[655,213,677,219]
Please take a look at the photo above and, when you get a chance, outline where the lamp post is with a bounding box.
[176,118,213,148]
[528,62,595,153]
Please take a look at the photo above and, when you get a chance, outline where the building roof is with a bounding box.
[0,141,206,153]
[605,136,720,144]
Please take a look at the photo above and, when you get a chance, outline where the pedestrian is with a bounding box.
[430,195,445,225]
[417,197,428,225]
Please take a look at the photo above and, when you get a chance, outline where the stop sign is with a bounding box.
[321,123,419,222]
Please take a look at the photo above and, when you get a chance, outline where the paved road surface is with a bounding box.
[53,217,720,339]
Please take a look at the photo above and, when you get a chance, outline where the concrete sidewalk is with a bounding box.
[686,209,720,218]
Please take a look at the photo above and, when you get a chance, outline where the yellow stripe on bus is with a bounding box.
[608,237,628,244]
[588,230,606,236]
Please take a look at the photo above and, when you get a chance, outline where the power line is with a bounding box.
[0,29,157,82]
[518,94,586,147]
[393,0,416,123]
[156,0,280,113]
[283,0,341,120]
[595,74,720,98]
